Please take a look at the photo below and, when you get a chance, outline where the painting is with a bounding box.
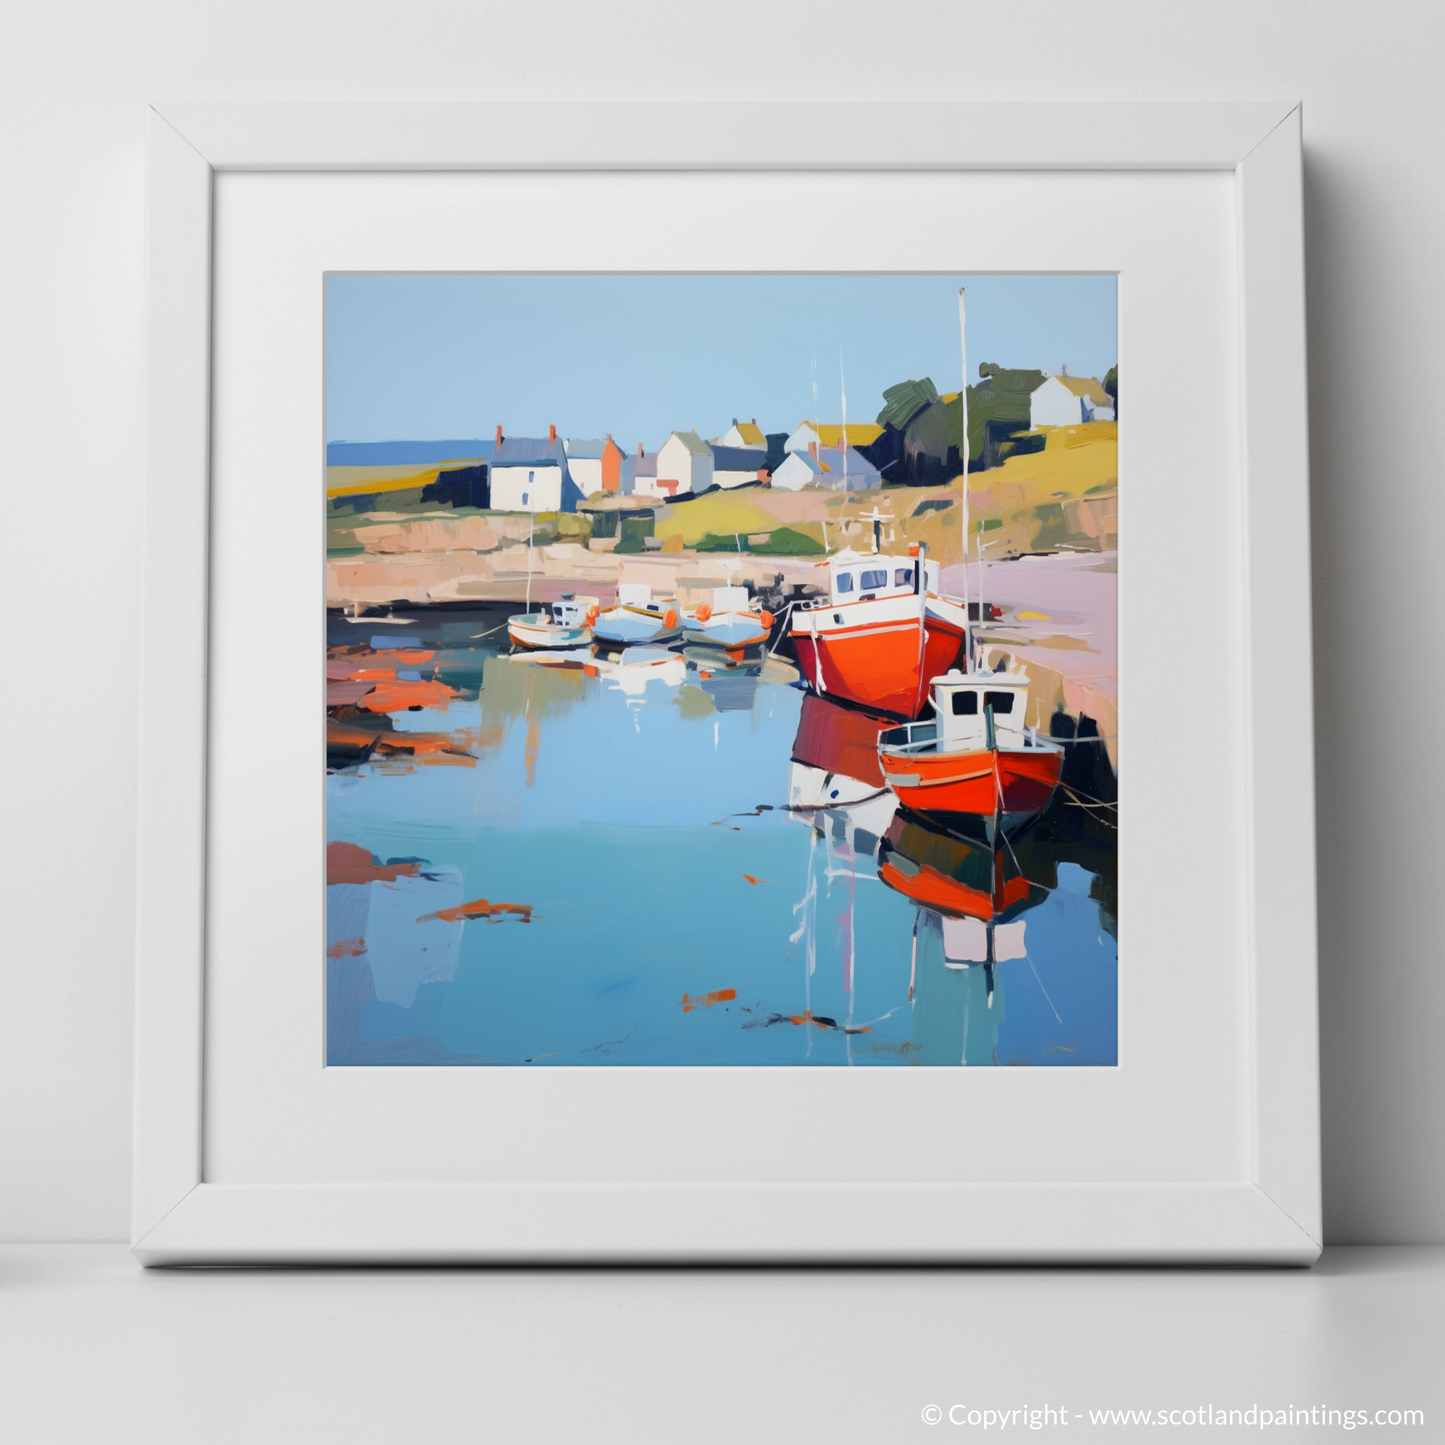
[325,274,1118,1066]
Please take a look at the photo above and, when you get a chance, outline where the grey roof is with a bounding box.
[667,430,713,456]
[711,445,768,472]
[494,436,567,466]
[817,445,879,476]
[565,438,610,459]
[781,451,825,475]
[627,451,659,476]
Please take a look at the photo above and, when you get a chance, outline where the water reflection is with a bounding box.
[325,601,1116,1066]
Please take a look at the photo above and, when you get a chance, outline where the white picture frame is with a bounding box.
[134,101,1318,1264]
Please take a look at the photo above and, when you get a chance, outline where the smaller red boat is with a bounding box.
[876,667,1063,845]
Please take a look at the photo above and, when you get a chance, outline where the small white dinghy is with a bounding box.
[508,593,599,649]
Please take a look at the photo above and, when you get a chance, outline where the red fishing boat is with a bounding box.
[788,513,970,719]
[876,666,1063,844]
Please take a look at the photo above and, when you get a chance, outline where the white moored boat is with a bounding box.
[682,586,774,649]
[508,593,599,649]
[593,583,683,645]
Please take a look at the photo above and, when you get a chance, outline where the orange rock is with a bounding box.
[681,987,738,1012]
[325,841,422,885]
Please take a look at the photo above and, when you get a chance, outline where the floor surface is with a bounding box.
[1,1245,1439,1441]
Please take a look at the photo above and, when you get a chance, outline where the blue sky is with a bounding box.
[325,273,1117,446]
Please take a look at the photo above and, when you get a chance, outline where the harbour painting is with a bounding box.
[325,274,1118,1066]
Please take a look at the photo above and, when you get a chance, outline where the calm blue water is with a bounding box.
[326,605,1117,1066]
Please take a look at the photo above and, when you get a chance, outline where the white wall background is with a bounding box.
[1,0,1440,1243]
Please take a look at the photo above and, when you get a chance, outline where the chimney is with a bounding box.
[638,443,644,458]
[495,424,503,448]
[808,440,817,459]
[751,417,757,427]
[549,423,557,444]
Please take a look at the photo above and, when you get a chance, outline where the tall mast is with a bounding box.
[526,507,533,612]
[958,286,973,670]
[840,348,848,494]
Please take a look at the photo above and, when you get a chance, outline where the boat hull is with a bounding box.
[791,603,965,717]
[508,615,592,649]
[594,624,681,645]
[682,614,770,649]
[879,745,1062,826]
[593,610,682,645]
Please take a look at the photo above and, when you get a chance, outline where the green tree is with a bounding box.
[963,363,1046,468]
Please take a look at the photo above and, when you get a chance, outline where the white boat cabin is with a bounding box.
[930,668,1032,748]
[612,582,678,618]
[616,582,656,609]
[551,593,597,627]
[824,549,939,605]
[704,585,751,615]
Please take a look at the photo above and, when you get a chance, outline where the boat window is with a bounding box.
[984,690,1015,714]
[951,691,978,716]
[835,572,855,593]
[860,569,887,589]
[894,567,913,586]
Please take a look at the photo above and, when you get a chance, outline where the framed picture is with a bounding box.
[134,102,1319,1263]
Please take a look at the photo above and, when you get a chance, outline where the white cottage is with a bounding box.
[489,425,582,513]
[655,430,714,498]
[624,445,661,497]
[1029,374,1116,428]
[710,445,769,490]
[717,417,767,450]
[772,443,879,492]
[562,438,607,495]
[771,450,827,491]
[784,421,885,455]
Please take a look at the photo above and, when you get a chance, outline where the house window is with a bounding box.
[951,691,978,716]
[522,492,529,506]
[835,573,855,594]
[860,569,887,590]
[983,691,1015,714]
[894,567,913,586]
